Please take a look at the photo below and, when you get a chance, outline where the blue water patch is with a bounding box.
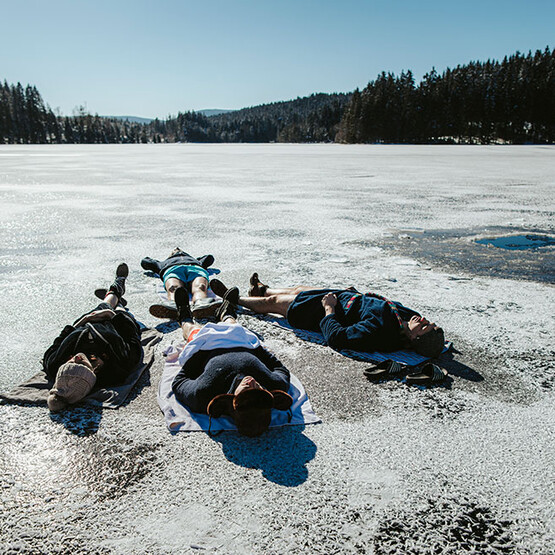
[476,234,555,250]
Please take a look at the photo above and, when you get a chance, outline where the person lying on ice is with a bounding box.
[170,285,293,437]
[210,274,445,359]
[43,263,142,411]
[141,247,222,318]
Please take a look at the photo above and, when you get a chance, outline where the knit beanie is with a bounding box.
[47,361,97,412]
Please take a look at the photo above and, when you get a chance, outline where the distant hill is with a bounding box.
[197,109,234,117]
[207,93,351,142]
[103,115,153,124]
[2,46,553,144]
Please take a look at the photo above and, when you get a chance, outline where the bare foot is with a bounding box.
[248,273,268,296]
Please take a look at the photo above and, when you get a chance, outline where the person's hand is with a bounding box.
[75,309,116,327]
[87,309,116,322]
[322,293,337,315]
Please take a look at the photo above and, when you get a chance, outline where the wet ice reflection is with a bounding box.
[476,234,555,250]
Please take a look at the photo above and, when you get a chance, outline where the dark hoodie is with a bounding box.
[172,346,290,414]
[42,307,142,388]
[140,249,214,280]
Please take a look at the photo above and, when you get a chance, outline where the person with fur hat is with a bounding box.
[209,274,445,360]
[44,263,142,412]
[141,247,222,318]
[170,286,293,437]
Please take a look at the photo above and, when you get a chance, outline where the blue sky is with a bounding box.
[2,0,553,118]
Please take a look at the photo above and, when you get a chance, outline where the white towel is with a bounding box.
[158,323,321,433]
[177,322,260,366]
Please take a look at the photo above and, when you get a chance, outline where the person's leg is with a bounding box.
[249,272,316,296]
[238,293,297,316]
[165,277,186,301]
[104,292,119,309]
[264,285,315,296]
[180,321,202,342]
[190,276,209,303]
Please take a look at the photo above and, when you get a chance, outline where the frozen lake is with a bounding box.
[1,144,554,553]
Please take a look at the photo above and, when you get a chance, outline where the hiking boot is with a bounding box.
[94,263,129,306]
[209,278,229,299]
[115,262,129,279]
[215,300,237,322]
[149,302,177,319]
[209,280,239,306]
[174,286,193,323]
[223,286,239,306]
[191,297,222,318]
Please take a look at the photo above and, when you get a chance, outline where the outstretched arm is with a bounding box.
[319,314,383,352]
[140,256,162,275]
[198,254,214,269]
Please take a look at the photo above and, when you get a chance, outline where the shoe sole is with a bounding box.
[192,299,223,318]
[174,287,193,321]
[209,279,227,299]
[95,288,108,300]
[116,263,129,278]
[150,304,178,319]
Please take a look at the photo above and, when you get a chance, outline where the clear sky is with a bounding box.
[2,0,554,118]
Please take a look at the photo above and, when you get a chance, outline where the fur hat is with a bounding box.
[47,361,97,412]
[207,388,293,437]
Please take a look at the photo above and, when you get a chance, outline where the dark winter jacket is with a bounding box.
[172,346,290,414]
[287,288,420,353]
[320,291,419,352]
[42,311,143,388]
[140,249,214,280]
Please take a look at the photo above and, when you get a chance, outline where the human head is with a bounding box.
[404,315,445,358]
[47,353,97,412]
[207,380,293,437]
[411,326,445,358]
[170,247,185,257]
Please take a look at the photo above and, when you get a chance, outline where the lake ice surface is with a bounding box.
[0,144,554,553]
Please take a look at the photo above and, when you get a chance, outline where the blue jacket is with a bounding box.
[319,290,419,352]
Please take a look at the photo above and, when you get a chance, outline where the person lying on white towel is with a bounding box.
[171,285,293,437]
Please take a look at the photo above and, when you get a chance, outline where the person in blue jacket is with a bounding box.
[210,274,445,358]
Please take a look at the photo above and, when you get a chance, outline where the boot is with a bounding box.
[174,286,193,323]
[210,279,240,304]
[214,300,237,322]
[94,263,128,306]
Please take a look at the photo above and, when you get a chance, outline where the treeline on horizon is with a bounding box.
[1,47,554,145]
